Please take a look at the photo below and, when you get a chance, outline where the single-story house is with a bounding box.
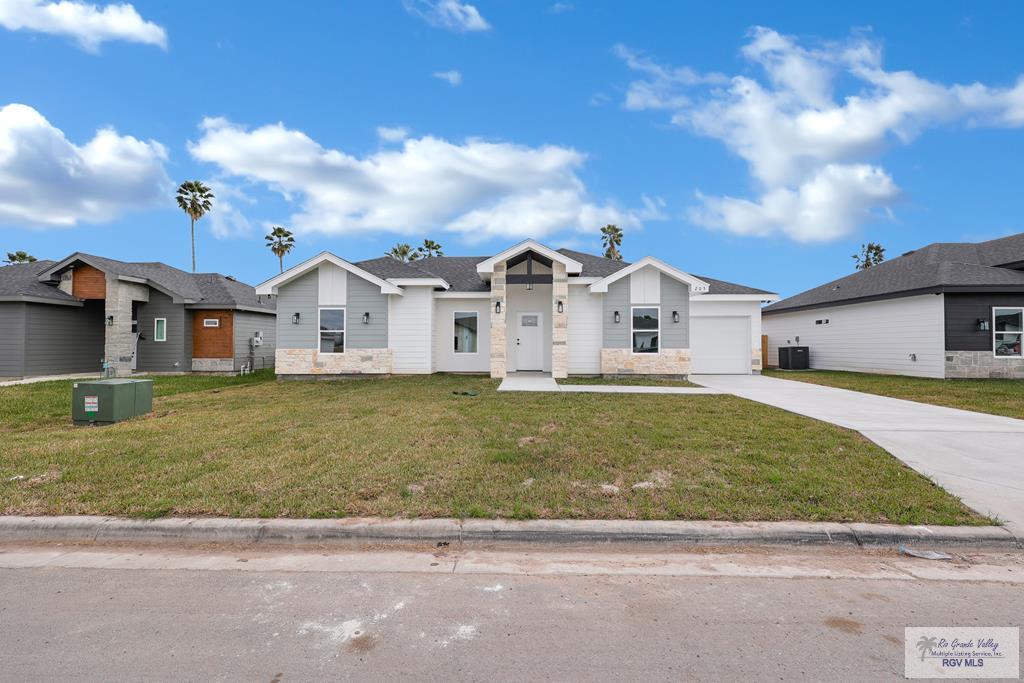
[0,253,276,379]
[763,232,1024,379]
[255,239,777,378]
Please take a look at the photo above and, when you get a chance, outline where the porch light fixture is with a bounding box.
[291,312,301,325]
[362,312,370,325]
[613,311,621,324]
[557,299,564,314]
[105,315,114,326]
[977,318,990,332]
[495,301,502,315]
[672,310,679,323]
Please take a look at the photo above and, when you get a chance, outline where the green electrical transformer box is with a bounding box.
[72,379,153,426]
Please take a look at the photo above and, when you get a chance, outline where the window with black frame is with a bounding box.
[632,306,659,353]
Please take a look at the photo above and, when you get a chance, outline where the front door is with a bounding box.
[516,312,543,371]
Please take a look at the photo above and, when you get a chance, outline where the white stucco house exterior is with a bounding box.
[255,240,777,379]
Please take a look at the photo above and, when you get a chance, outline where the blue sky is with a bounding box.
[1,1,1022,296]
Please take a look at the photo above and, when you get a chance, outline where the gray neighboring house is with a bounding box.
[763,233,1024,378]
[0,254,276,379]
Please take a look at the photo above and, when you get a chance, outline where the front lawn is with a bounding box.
[763,369,1024,420]
[0,375,983,525]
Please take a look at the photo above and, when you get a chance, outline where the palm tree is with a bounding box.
[175,180,215,272]
[4,251,37,264]
[600,224,623,260]
[265,226,295,273]
[916,636,938,661]
[386,243,421,263]
[417,239,443,258]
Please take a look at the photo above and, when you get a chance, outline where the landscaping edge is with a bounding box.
[0,516,1019,549]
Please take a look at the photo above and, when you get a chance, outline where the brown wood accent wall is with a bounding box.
[71,264,106,299]
[191,310,234,358]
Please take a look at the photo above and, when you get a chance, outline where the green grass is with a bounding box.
[0,374,983,525]
[558,376,698,387]
[763,369,1024,420]
[0,370,276,431]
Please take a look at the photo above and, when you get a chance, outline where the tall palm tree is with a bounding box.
[4,251,37,264]
[265,226,295,273]
[175,180,215,272]
[600,224,623,260]
[386,243,421,263]
[417,239,443,258]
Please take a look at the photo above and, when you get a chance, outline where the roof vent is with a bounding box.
[831,284,841,291]
[901,249,916,257]
[225,275,236,281]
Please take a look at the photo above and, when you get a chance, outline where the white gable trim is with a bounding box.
[475,239,583,276]
[695,293,780,302]
[589,256,710,294]
[255,251,402,296]
[387,277,450,289]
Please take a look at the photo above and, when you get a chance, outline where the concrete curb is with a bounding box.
[0,516,1019,549]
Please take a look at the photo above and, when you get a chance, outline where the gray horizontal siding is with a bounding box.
[0,302,26,376]
[276,270,317,349]
[660,274,690,349]
[233,310,276,371]
[346,272,388,349]
[602,279,629,349]
[136,289,188,372]
[24,300,105,376]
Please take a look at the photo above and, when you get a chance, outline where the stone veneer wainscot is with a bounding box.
[600,348,691,376]
[944,350,1024,379]
[276,348,392,375]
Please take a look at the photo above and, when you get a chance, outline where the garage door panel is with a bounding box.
[691,316,750,374]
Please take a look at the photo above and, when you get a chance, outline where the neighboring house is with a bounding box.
[0,254,276,379]
[763,233,1024,379]
[255,239,777,379]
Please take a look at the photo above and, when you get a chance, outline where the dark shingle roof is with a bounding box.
[556,248,630,277]
[355,256,434,280]
[0,260,80,303]
[764,232,1024,315]
[414,256,491,291]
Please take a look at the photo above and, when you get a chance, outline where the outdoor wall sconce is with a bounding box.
[495,301,502,314]
[105,315,114,326]
[977,318,990,332]
[613,311,621,324]
[672,310,680,323]
[556,300,564,314]
[362,312,370,325]
[291,312,301,325]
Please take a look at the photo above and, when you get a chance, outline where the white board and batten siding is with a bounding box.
[567,284,603,374]
[762,293,945,378]
[388,286,434,373]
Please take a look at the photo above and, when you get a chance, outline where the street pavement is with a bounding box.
[1,542,1022,681]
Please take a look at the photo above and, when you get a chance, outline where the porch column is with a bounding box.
[489,261,507,378]
[103,276,148,377]
[552,261,568,379]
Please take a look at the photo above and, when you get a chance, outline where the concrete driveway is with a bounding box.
[693,374,1024,533]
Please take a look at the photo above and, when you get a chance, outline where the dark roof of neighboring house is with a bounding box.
[355,248,773,295]
[0,260,81,304]
[10,253,274,311]
[763,232,1024,315]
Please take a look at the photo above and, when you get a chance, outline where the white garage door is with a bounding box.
[690,316,750,374]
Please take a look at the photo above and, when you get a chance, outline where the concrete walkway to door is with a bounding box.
[693,374,1024,533]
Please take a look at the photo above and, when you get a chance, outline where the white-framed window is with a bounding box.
[453,311,478,354]
[993,307,1023,358]
[153,318,167,342]
[319,308,345,354]
[631,306,659,354]
[203,318,220,328]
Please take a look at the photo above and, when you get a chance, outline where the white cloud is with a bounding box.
[550,2,574,13]
[188,116,658,242]
[617,27,1024,242]
[404,0,490,32]
[433,69,463,86]
[0,103,170,228]
[376,126,410,142]
[0,0,167,51]
[206,180,255,238]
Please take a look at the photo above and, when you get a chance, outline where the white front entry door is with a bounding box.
[516,312,544,371]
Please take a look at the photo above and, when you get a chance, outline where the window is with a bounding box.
[153,318,166,342]
[631,306,659,353]
[454,311,478,353]
[203,318,220,328]
[994,307,1022,358]
[319,308,345,353]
